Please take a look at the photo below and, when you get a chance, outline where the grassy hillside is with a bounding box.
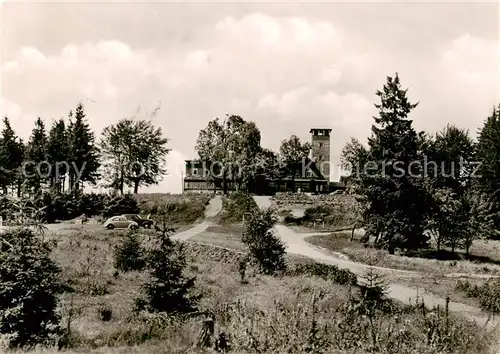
[8,226,496,354]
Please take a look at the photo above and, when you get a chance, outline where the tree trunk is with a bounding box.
[351,224,356,242]
[68,174,74,192]
[465,236,472,257]
[17,179,22,197]
[134,180,140,194]
[222,170,227,195]
[196,318,214,348]
[119,168,124,195]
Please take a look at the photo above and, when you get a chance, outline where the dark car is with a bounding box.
[122,214,154,228]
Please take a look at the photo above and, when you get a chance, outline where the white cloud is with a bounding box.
[0,97,22,120]
[185,50,210,70]
[215,13,340,54]
[2,61,19,72]
[145,149,186,194]
[20,47,46,63]
[442,33,499,91]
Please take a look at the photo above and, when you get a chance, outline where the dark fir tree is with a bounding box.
[15,139,26,198]
[0,228,62,348]
[67,103,100,192]
[136,230,199,314]
[25,118,49,194]
[476,105,500,236]
[363,73,430,253]
[0,117,24,195]
[47,119,69,193]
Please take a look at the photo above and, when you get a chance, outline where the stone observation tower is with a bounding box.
[310,128,332,182]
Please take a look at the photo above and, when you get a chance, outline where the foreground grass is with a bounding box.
[189,224,245,250]
[8,226,499,354]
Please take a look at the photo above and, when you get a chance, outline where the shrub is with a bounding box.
[113,232,146,272]
[138,193,211,225]
[455,279,500,315]
[97,304,113,322]
[30,192,112,222]
[136,232,200,314]
[477,279,500,315]
[287,262,357,286]
[221,192,258,222]
[103,194,140,218]
[242,209,286,275]
[0,228,61,348]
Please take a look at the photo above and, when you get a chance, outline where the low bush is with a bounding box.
[220,192,258,223]
[2,192,142,223]
[113,231,146,272]
[242,209,286,275]
[136,232,200,314]
[0,228,62,348]
[97,304,113,322]
[139,193,211,225]
[282,203,356,229]
[455,279,500,315]
[286,262,358,286]
[102,194,140,218]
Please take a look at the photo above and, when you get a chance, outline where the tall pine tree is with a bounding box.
[26,118,49,194]
[0,117,24,195]
[363,73,430,253]
[47,119,69,193]
[476,104,500,236]
[67,103,100,192]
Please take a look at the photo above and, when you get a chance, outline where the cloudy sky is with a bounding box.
[1,1,499,193]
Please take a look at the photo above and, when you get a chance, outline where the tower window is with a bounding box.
[318,143,323,148]
[193,168,198,175]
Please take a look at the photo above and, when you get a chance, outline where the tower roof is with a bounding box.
[309,128,332,133]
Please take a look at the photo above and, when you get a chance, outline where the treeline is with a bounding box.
[0,103,170,197]
[342,73,500,257]
[195,115,313,193]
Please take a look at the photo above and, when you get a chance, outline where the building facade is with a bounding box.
[310,128,332,182]
[183,127,344,194]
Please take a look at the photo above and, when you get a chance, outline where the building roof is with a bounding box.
[309,128,332,133]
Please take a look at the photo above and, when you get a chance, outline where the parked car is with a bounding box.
[122,214,154,228]
[103,215,139,230]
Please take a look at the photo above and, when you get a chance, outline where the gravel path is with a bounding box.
[171,196,222,241]
[253,196,496,328]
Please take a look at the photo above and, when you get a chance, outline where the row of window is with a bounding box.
[188,169,318,177]
[190,168,209,176]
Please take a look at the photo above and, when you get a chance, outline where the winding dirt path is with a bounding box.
[171,196,222,241]
[253,196,497,328]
